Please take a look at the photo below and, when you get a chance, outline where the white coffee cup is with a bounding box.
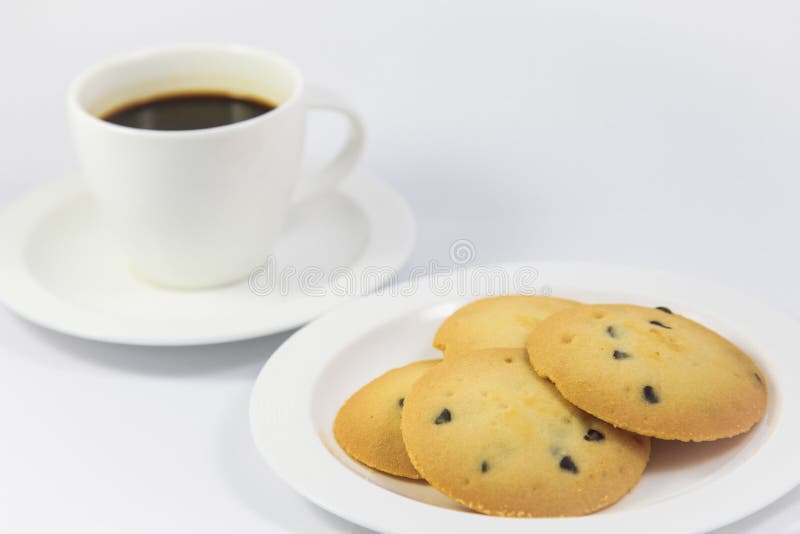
[68,44,363,289]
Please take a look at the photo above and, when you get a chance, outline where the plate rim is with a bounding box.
[249,262,800,534]
[0,170,415,346]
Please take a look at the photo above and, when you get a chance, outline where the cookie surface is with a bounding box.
[433,295,578,357]
[334,359,440,478]
[527,304,768,441]
[401,348,650,517]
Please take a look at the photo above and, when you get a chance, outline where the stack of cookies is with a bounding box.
[334,296,768,517]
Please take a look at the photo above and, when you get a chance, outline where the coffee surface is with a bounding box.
[102,92,275,130]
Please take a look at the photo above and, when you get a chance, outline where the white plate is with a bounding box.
[0,169,413,345]
[250,262,800,534]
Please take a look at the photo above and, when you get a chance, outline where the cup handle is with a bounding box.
[292,84,365,202]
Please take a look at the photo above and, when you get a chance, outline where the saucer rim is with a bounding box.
[0,170,414,346]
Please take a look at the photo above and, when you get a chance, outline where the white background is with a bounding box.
[1,1,799,532]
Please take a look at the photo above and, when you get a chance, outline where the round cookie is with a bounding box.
[401,348,650,517]
[334,359,440,478]
[433,295,579,357]
[527,304,768,442]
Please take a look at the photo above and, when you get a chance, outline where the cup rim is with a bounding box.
[67,43,304,137]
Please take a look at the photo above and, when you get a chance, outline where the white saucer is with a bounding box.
[0,169,414,345]
[250,263,800,534]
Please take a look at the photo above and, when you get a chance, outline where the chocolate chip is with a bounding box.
[584,429,605,441]
[613,350,631,360]
[606,325,617,338]
[642,385,659,404]
[481,460,490,473]
[434,408,452,424]
[649,320,672,329]
[559,455,578,474]
[398,397,404,408]
[655,306,673,314]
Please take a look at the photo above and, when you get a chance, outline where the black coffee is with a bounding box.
[101,91,276,131]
